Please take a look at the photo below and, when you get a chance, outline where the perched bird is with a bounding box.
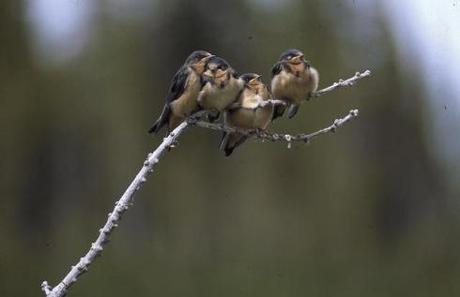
[148,50,214,134]
[197,56,244,121]
[270,49,319,119]
[220,73,274,156]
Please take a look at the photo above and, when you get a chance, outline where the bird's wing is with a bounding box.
[270,62,285,119]
[148,65,190,134]
[271,62,283,77]
[165,65,190,103]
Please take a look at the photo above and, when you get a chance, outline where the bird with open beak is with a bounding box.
[220,73,274,156]
[197,56,245,121]
[148,50,214,134]
[270,49,319,119]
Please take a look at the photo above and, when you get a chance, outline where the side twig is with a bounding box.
[191,109,359,147]
[41,121,191,297]
[258,69,371,108]
[310,70,371,98]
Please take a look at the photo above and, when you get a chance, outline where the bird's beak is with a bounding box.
[203,54,215,62]
[291,54,304,64]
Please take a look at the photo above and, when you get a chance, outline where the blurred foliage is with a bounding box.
[1,0,459,296]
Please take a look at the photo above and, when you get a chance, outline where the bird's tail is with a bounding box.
[272,104,286,120]
[148,105,171,134]
[220,132,247,157]
[287,104,299,119]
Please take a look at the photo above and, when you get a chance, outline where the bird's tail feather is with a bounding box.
[220,132,247,157]
[219,132,229,152]
[272,104,286,120]
[287,104,299,119]
[148,105,171,134]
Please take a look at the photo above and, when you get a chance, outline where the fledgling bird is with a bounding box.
[220,73,274,156]
[270,49,319,119]
[197,56,245,121]
[148,50,214,134]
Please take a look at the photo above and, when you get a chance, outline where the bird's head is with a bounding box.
[204,56,231,80]
[240,73,263,90]
[186,50,214,74]
[279,49,309,67]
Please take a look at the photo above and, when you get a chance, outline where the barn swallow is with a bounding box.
[220,73,274,156]
[148,50,214,134]
[270,49,319,119]
[197,56,244,121]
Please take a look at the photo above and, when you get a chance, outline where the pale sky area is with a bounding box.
[26,0,94,62]
[380,0,460,167]
[25,0,460,169]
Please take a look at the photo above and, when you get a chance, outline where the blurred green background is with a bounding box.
[1,0,460,296]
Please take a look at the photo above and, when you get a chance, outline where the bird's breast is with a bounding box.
[240,91,262,109]
[170,72,201,117]
[271,69,313,104]
[227,88,273,130]
[202,78,243,111]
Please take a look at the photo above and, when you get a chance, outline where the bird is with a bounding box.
[197,56,245,121]
[270,48,319,119]
[148,50,214,134]
[220,73,274,156]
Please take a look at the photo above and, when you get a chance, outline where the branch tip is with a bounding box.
[311,69,371,98]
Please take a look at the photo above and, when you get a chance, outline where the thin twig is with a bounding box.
[310,70,371,98]
[258,99,287,107]
[256,70,371,108]
[41,121,191,297]
[191,109,359,147]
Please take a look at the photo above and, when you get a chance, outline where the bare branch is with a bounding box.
[310,70,371,98]
[191,109,359,146]
[40,69,370,297]
[258,99,287,107]
[259,109,359,144]
[41,121,191,297]
[256,70,371,108]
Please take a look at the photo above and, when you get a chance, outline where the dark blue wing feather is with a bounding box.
[165,65,190,103]
[271,62,283,77]
[148,66,190,134]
